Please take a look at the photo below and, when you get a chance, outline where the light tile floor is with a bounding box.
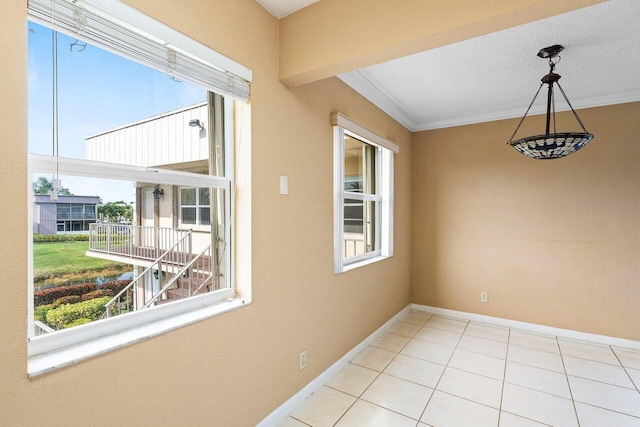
[279,311,640,426]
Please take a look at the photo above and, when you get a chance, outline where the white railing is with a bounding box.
[143,244,213,308]
[34,320,55,336]
[344,237,365,258]
[89,223,191,261]
[103,229,193,318]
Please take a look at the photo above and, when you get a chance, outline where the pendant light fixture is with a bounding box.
[508,45,594,160]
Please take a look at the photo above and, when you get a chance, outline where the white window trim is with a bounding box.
[333,113,396,274]
[179,187,211,227]
[27,153,238,376]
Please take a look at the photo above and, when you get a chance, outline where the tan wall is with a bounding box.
[0,0,411,425]
[411,102,640,341]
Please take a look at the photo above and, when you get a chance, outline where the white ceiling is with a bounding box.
[256,1,640,132]
[256,0,319,18]
[339,0,640,131]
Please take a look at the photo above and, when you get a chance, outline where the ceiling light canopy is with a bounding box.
[508,45,594,160]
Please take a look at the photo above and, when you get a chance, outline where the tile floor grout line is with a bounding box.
[497,326,512,427]
[610,345,640,394]
[332,312,433,426]
[500,409,554,427]
[574,401,640,420]
[287,415,312,426]
[557,334,581,427]
[416,316,470,424]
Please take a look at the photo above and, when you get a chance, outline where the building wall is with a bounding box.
[0,1,411,425]
[86,103,209,168]
[411,102,640,341]
[34,202,56,234]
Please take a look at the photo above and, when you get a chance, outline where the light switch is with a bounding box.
[280,176,288,195]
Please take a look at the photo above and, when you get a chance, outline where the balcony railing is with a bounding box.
[89,223,191,261]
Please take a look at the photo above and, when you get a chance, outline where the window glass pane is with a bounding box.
[71,205,83,219]
[199,187,210,205]
[343,199,378,259]
[28,22,207,172]
[344,199,363,234]
[181,188,196,205]
[27,19,229,339]
[181,207,196,224]
[200,207,211,225]
[57,204,70,219]
[344,135,376,194]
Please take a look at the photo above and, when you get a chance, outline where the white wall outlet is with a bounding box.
[480,292,488,303]
[280,176,288,195]
[299,350,307,371]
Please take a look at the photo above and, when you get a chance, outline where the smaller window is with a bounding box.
[333,113,397,273]
[180,187,211,226]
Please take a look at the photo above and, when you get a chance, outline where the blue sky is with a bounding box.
[28,21,205,203]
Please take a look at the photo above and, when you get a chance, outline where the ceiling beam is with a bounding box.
[279,0,606,87]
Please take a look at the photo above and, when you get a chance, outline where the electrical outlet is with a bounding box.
[299,350,307,371]
[481,292,488,303]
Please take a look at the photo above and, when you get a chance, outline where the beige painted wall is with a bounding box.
[411,102,640,341]
[0,0,411,425]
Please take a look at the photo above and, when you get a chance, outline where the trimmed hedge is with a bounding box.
[81,289,114,301]
[45,296,111,330]
[34,279,132,306]
[100,280,132,295]
[33,233,90,243]
[55,295,81,305]
[34,283,96,306]
[34,303,56,323]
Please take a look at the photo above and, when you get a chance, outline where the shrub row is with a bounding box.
[34,280,132,306]
[45,296,111,329]
[33,233,89,243]
[34,283,95,306]
[100,280,131,295]
[56,295,81,305]
[81,289,114,301]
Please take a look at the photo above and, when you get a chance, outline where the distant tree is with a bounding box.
[98,201,133,223]
[33,176,71,195]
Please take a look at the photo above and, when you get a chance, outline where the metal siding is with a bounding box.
[85,103,208,167]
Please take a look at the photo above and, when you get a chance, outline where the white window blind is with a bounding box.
[28,0,252,102]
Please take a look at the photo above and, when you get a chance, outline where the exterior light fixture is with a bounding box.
[189,118,204,129]
[508,45,594,160]
[152,186,164,200]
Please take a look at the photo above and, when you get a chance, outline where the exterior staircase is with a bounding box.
[94,224,216,318]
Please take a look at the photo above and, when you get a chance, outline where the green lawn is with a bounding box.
[34,241,130,284]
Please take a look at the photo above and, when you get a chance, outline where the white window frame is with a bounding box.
[179,187,211,227]
[332,113,397,274]
[25,1,249,375]
[28,142,236,375]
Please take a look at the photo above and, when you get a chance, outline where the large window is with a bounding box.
[333,113,397,273]
[27,0,251,376]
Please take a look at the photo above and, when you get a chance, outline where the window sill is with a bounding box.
[28,297,249,377]
[340,254,390,273]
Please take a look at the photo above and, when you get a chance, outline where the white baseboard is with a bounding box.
[411,304,640,351]
[257,305,412,427]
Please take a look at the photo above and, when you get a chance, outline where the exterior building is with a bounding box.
[84,101,221,313]
[32,194,100,235]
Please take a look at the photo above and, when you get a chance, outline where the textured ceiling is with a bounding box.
[256,0,319,18]
[339,0,640,131]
